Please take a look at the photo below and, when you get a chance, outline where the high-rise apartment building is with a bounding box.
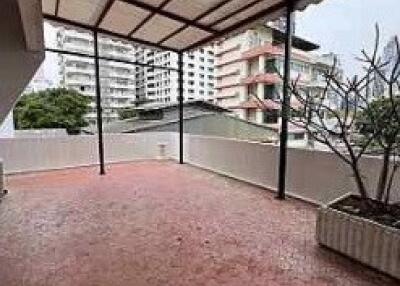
[134,46,216,104]
[57,28,137,124]
[214,24,340,130]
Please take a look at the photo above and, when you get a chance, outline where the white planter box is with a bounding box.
[316,200,400,280]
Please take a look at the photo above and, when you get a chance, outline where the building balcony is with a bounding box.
[241,43,312,63]
[0,133,397,286]
[216,69,241,79]
[215,57,242,67]
[232,99,280,110]
[241,73,281,85]
[215,44,241,56]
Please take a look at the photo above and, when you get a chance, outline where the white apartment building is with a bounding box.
[57,28,137,124]
[214,24,340,145]
[135,46,216,104]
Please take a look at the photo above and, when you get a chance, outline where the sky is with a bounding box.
[296,0,400,77]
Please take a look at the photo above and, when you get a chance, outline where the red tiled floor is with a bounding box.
[0,161,397,286]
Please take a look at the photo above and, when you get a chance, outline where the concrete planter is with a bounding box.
[316,196,400,280]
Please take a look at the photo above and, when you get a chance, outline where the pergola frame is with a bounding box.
[43,0,299,199]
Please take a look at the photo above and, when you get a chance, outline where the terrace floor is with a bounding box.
[0,160,397,286]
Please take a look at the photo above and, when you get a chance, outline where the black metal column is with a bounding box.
[277,0,294,199]
[94,31,106,175]
[178,51,184,164]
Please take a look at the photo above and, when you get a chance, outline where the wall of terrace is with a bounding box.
[0,132,398,204]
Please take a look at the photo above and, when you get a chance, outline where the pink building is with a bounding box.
[215,24,338,145]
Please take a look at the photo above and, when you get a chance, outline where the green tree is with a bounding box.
[118,108,137,120]
[14,88,91,134]
[357,97,400,202]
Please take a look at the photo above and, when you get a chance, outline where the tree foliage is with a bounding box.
[14,88,91,134]
[118,108,137,120]
[357,97,400,147]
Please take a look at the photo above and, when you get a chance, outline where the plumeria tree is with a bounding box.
[254,26,400,206]
[289,26,400,205]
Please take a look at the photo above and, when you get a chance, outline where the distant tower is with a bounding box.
[374,36,399,97]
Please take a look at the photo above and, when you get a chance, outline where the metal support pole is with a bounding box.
[277,0,294,199]
[94,31,106,175]
[178,51,184,164]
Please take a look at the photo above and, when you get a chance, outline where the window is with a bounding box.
[264,85,275,99]
[265,59,276,73]
[263,110,279,124]
[289,132,305,140]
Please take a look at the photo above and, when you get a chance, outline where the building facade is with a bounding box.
[214,25,340,145]
[57,28,137,124]
[374,36,400,97]
[135,46,216,104]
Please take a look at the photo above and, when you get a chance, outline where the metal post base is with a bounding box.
[0,189,8,200]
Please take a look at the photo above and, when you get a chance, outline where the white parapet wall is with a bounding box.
[0,132,398,204]
[182,135,400,204]
[0,133,175,174]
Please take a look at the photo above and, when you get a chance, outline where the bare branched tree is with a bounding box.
[251,25,400,205]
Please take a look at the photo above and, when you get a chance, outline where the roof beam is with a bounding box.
[120,0,217,34]
[45,47,179,71]
[184,1,287,51]
[158,0,235,45]
[43,13,179,53]
[128,0,171,36]
[55,0,60,16]
[95,0,115,28]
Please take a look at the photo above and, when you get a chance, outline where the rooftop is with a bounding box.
[0,161,397,285]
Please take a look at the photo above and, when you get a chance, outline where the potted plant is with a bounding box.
[287,26,400,279]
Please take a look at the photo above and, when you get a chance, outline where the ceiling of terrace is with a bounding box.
[42,0,322,51]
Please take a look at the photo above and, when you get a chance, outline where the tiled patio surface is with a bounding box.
[0,161,397,286]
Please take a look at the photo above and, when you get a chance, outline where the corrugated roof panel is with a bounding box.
[42,0,57,15]
[163,26,211,50]
[163,0,225,20]
[132,14,184,43]
[58,0,108,25]
[198,0,256,26]
[215,0,281,30]
[99,1,150,35]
